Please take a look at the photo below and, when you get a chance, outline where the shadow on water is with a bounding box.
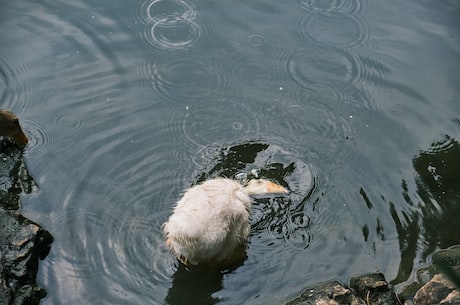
[391,134,460,285]
[165,264,224,305]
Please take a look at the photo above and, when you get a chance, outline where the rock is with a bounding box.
[399,246,460,305]
[0,207,53,305]
[350,272,397,305]
[0,138,53,305]
[413,273,460,305]
[285,272,401,305]
[285,281,365,305]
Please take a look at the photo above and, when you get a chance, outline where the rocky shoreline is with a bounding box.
[286,246,460,305]
[0,138,53,305]
[0,137,458,305]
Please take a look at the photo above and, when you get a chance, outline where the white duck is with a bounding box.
[163,177,287,267]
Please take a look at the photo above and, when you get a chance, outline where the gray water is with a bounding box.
[1,0,459,304]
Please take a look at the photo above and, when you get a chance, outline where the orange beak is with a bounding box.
[264,181,289,194]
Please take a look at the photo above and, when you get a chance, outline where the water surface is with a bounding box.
[1,0,459,304]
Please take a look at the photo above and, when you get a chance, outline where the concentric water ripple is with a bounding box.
[0,51,41,114]
[53,113,86,131]
[280,46,358,91]
[353,55,392,88]
[139,0,206,51]
[181,100,262,148]
[295,0,369,15]
[139,57,230,104]
[299,10,369,49]
[139,0,196,24]
[20,119,51,152]
[230,57,275,89]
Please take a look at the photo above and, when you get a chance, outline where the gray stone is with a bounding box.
[0,138,53,305]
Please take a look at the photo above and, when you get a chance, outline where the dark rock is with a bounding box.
[0,138,53,305]
[350,272,397,305]
[285,280,365,305]
[399,246,460,305]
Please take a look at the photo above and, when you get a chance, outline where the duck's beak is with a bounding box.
[13,129,29,147]
[264,180,288,194]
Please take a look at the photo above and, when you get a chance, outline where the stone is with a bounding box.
[286,279,375,305]
[413,273,459,305]
[350,272,397,305]
[0,137,53,305]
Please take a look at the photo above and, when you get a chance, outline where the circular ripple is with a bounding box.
[182,100,262,148]
[296,0,368,15]
[139,0,196,24]
[140,57,230,104]
[300,11,369,49]
[230,57,274,89]
[53,113,86,131]
[248,34,266,47]
[20,119,50,152]
[143,18,202,51]
[0,51,40,114]
[283,46,358,90]
[352,55,392,89]
[139,0,205,51]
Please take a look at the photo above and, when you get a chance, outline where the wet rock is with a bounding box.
[412,273,459,305]
[400,246,460,305]
[0,207,53,305]
[285,280,364,305]
[350,272,397,305]
[285,272,401,305]
[0,138,53,305]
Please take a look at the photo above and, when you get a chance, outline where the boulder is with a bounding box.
[285,272,398,305]
[0,138,53,305]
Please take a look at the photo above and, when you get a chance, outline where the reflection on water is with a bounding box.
[1,0,459,304]
[391,135,460,286]
[166,264,224,305]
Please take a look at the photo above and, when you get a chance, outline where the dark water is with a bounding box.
[1,0,459,304]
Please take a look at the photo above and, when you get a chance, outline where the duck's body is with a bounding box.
[0,110,28,147]
[163,178,287,266]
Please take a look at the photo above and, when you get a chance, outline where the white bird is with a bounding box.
[163,178,288,267]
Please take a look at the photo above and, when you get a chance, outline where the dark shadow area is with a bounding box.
[391,135,460,284]
[165,263,225,305]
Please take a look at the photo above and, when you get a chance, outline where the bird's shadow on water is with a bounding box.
[165,260,246,305]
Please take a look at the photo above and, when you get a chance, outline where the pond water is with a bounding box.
[1,0,459,304]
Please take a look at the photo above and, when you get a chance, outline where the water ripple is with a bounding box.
[53,113,86,131]
[181,100,261,148]
[138,0,206,51]
[280,46,358,91]
[353,55,392,88]
[299,10,369,49]
[21,119,50,152]
[296,0,369,15]
[0,51,41,114]
[230,57,275,89]
[139,57,230,104]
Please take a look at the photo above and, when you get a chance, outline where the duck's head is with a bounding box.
[244,179,288,195]
[0,110,29,147]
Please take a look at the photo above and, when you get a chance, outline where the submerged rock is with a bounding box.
[0,138,53,305]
